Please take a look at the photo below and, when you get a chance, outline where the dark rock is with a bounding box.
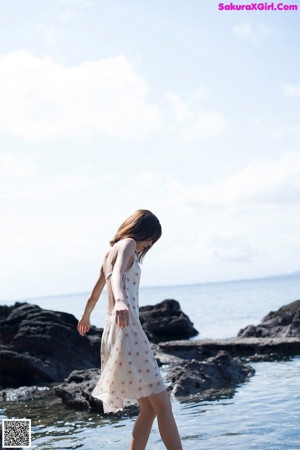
[238,300,300,338]
[0,299,198,389]
[54,369,139,415]
[54,368,103,412]
[159,337,300,361]
[0,303,21,321]
[0,385,52,402]
[0,302,102,387]
[165,351,254,398]
[139,299,199,343]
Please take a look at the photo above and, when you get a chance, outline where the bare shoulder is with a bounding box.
[117,237,136,252]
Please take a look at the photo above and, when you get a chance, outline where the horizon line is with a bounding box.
[1,270,299,304]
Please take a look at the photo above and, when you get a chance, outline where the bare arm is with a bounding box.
[77,265,106,336]
[110,238,136,328]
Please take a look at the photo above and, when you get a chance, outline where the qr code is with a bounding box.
[2,419,31,448]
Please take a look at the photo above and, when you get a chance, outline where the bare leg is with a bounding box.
[130,397,156,450]
[148,390,183,450]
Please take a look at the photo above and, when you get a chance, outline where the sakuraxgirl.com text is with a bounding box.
[218,2,298,10]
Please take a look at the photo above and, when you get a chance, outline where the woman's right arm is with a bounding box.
[77,265,106,336]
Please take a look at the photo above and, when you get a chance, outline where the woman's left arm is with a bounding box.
[77,265,106,336]
[110,238,136,328]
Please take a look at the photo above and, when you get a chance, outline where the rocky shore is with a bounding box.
[0,302,102,386]
[139,299,198,343]
[1,299,299,415]
[158,336,300,362]
[238,299,300,338]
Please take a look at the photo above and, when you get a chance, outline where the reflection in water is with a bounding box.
[1,358,300,449]
[0,391,137,449]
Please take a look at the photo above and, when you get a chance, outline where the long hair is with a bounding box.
[109,209,162,262]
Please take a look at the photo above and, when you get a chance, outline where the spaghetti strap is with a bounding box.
[92,243,166,413]
[103,245,118,280]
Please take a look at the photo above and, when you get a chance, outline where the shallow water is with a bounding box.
[1,274,300,449]
[1,358,299,449]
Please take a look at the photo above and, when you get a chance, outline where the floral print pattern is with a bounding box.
[92,253,165,413]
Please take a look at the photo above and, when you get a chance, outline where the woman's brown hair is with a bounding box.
[109,209,162,262]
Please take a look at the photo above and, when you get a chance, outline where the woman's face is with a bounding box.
[135,239,152,252]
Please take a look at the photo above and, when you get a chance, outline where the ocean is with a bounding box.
[1,274,300,449]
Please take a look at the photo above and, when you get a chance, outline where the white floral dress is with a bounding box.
[91,244,165,413]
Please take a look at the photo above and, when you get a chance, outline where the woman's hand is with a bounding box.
[77,316,91,336]
[114,301,129,329]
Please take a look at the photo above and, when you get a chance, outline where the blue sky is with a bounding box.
[1,0,300,299]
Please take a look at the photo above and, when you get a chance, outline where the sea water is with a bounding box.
[1,274,300,449]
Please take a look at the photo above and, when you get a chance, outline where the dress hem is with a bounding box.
[92,386,166,414]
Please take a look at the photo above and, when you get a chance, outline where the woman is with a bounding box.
[77,209,183,450]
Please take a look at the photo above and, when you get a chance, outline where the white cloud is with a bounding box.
[0,154,38,177]
[0,51,225,143]
[0,217,98,260]
[0,171,114,200]
[181,110,225,140]
[168,152,300,207]
[164,230,261,265]
[197,230,261,263]
[232,22,273,43]
[165,92,225,140]
[0,51,160,141]
[165,93,188,121]
[283,84,300,98]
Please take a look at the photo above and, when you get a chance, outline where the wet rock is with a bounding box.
[54,369,139,415]
[238,300,300,338]
[139,299,199,343]
[54,368,103,412]
[0,385,52,402]
[159,337,300,361]
[0,302,102,387]
[165,351,254,399]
